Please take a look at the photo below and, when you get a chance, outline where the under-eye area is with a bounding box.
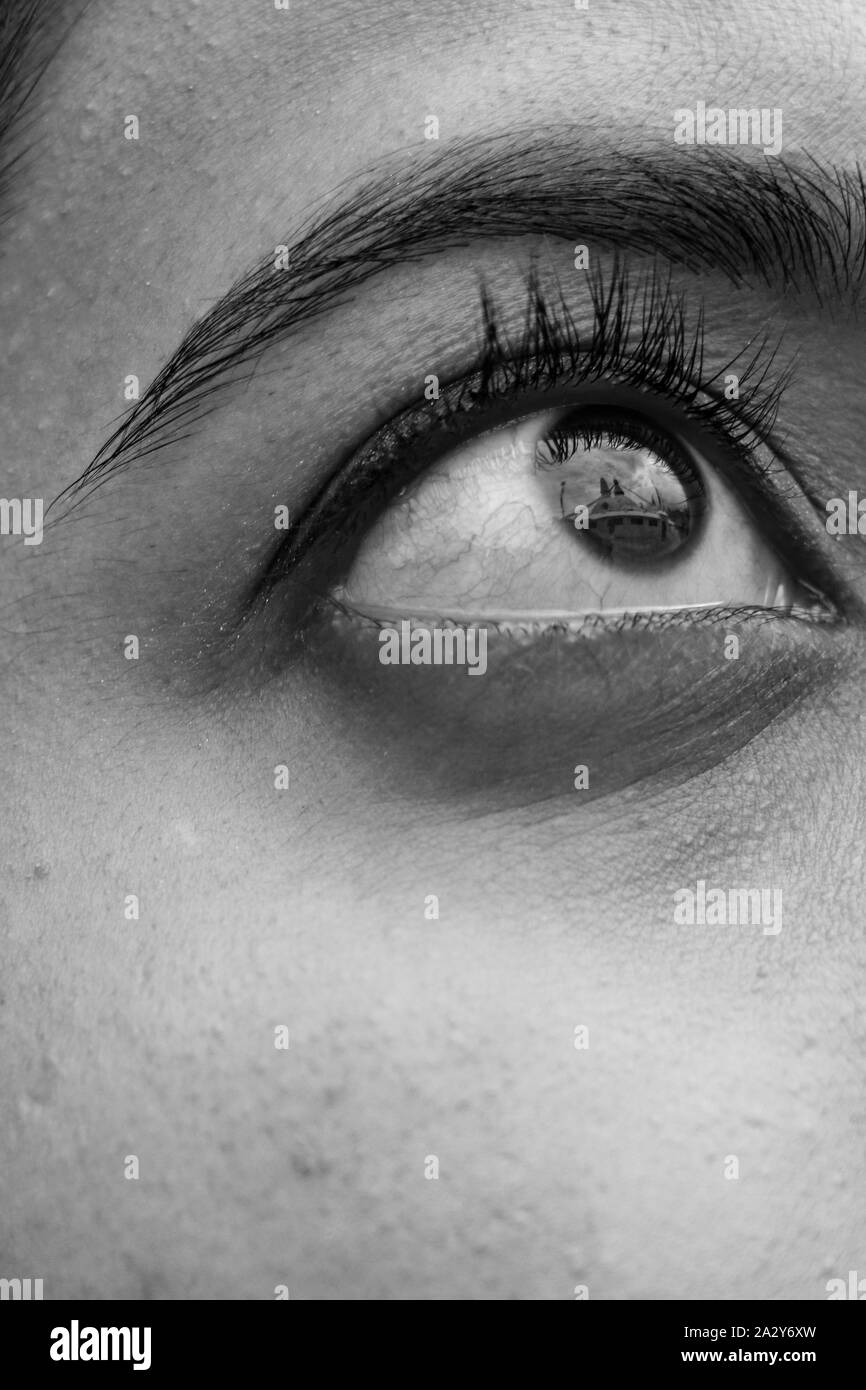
[295,601,847,808]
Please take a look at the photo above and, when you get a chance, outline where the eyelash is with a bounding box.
[248,258,836,627]
[465,258,789,451]
[537,407,702,495]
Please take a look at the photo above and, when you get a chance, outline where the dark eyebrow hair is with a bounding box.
[56,131,866,512]
[0,0,89,220]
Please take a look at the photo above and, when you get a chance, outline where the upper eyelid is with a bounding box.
[280,266,790,527]
[50,138,866,518]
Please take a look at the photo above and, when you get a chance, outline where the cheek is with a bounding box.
[4,686,864,1299]
[8,800,859,1301]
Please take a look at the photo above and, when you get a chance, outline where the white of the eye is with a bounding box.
[338,414,794,620]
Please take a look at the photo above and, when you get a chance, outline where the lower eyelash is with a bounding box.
[323,592,842,643]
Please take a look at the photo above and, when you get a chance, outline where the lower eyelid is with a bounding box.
[324,595,843,642]
[290,597,847,809]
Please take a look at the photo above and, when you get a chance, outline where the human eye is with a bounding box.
[330,392,810,632]
[239,258,845,801]
[258,260,835,633]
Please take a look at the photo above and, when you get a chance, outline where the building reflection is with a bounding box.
[566,475,692,558]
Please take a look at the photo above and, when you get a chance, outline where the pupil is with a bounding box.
[534,425,704,564]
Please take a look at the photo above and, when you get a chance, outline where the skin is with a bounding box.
[1,0,865,1300]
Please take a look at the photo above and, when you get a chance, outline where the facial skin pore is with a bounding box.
[1,0,865,1299]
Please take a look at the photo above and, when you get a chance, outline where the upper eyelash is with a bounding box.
[463,257,792,462]
[536,407,701,486]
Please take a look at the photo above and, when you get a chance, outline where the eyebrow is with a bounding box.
[55,130,866,512]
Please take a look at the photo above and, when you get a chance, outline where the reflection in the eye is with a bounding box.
[534,409,706,565]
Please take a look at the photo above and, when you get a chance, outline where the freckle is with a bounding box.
[290,1148,331,1179]
[33,863,50,879]
[24,1053,60,1107]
